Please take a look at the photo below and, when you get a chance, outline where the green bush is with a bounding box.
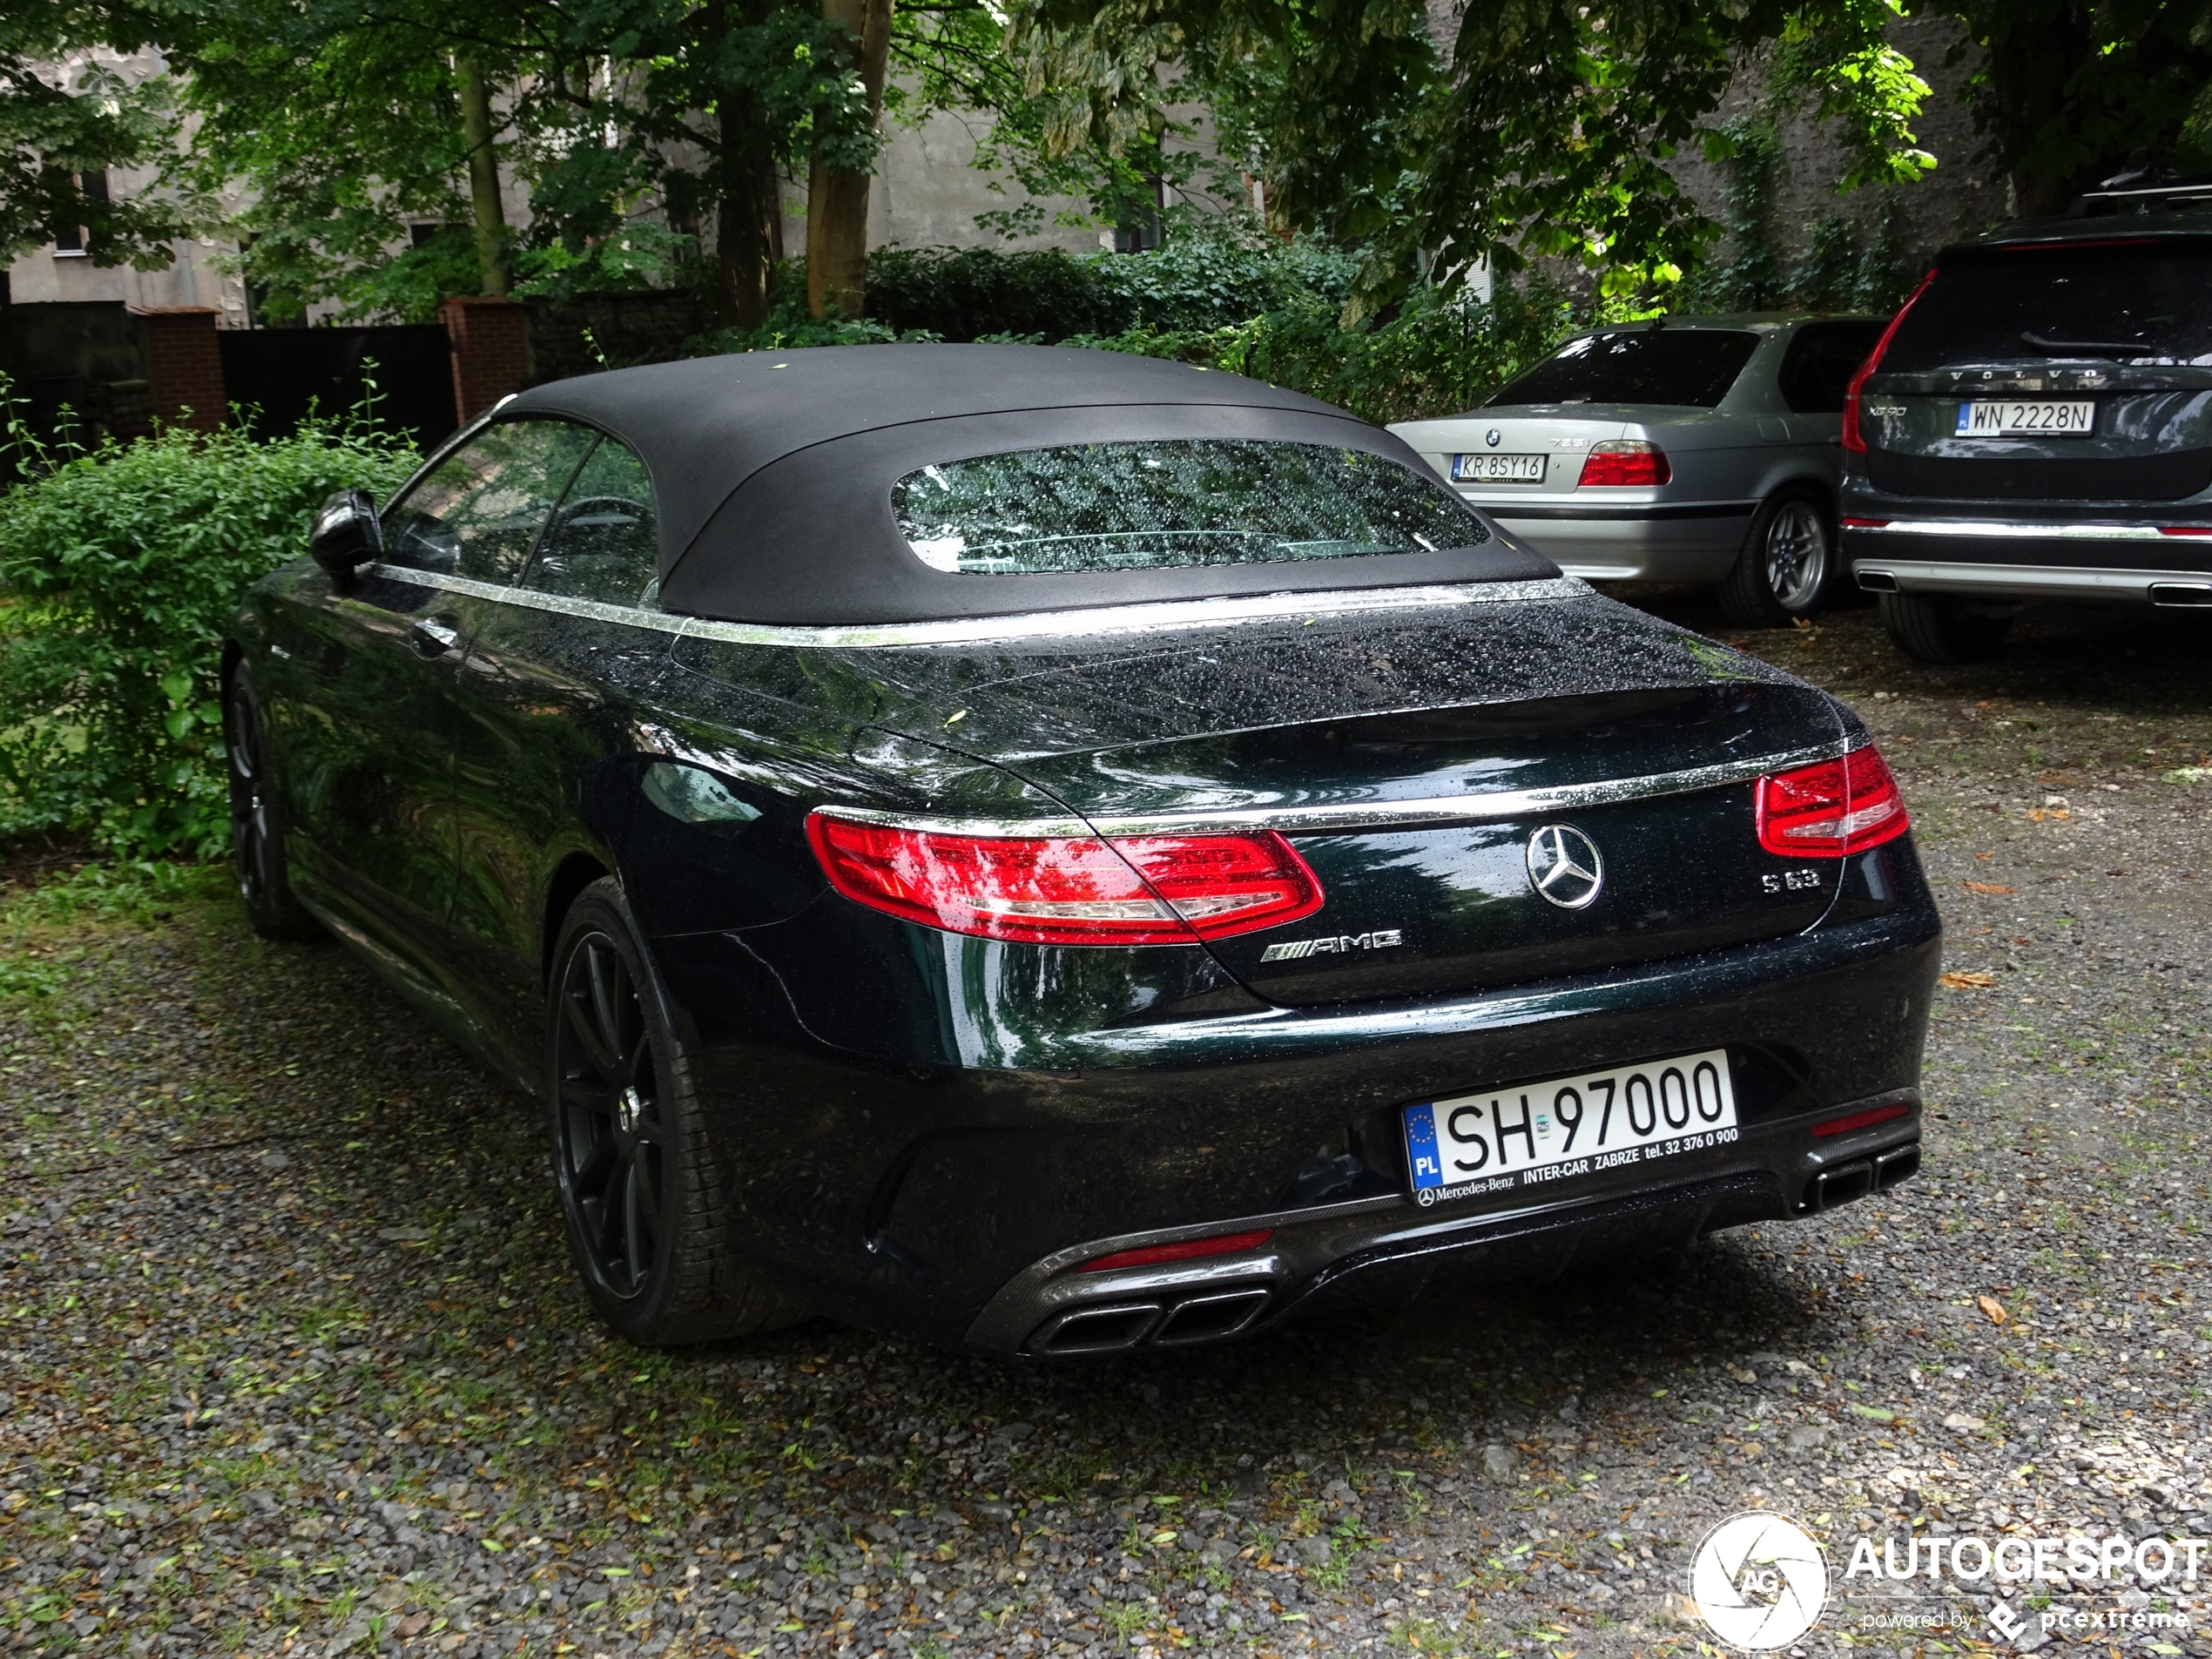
[862,235,1360,341]
[1059,278,1579,425]
[0,410,419,858]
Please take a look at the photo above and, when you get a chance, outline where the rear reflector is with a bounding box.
[805,816,1324,946]
[1811,1102,1911,1138]
[2157,525,2212,536]
[1577,440,1670,487]
[1755,746,1911,857]
[1839,516,1891,529]
[1082,1229,1276,1273]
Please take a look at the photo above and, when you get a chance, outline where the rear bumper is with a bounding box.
[1462,497,1756,583]
[1840,514,2212,604]
[658,863,1942,1348]
[968,1099,1922,1354]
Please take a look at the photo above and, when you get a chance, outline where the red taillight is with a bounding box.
[1811,1102,1911,1138]
[1754,746,1911,858]
[1082,1229,1275,1272]
[804,815,1324,946]
[1576,440,1670,487]
[1842,269,1936,455]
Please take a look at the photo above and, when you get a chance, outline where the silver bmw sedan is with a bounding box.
[1393,315,1886,624]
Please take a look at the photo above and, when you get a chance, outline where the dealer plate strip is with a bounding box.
[358,563,1588,650]
[816,741,1847,840]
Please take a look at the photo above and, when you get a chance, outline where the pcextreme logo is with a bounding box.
[1689,1512,1830,1649]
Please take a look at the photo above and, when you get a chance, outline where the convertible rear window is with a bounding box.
[892,440,1487,576]
[1486,328,1760,408]
[1882,243,2212,370]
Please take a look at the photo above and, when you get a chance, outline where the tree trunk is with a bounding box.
[806,0,892,319]
[1979,5,2101,217]
[454,55,509,296]
[716,95,781,330]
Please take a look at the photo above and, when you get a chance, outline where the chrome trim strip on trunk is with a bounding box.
[1845,558,2212,600]
[1845,519,2188,543]
[816,741,1847,840]
[358,563,1589,649]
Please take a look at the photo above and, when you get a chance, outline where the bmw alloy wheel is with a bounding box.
[1763,499,1831,613]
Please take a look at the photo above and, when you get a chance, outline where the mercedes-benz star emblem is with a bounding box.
[1526,824,1604,909]
[1485,428,1502,447]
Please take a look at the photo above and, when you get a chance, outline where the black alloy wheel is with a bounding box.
[1878,591,2014,664]
[544,880,804,1344]
[1718,486,1834,627]
[224,669,323,941]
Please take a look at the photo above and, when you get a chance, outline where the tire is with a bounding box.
[224,668,325,941]
[544,878,806,1345]
[1716,486,1835,627]
[1878,591,2014,664]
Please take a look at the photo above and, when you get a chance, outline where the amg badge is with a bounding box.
[1259,929,1404,963]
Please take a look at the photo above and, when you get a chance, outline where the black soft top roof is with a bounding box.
[501,343,1552,626]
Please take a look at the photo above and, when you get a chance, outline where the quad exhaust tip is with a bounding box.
[1804,1141,1920,1213]
[1027,1286,1271,1355]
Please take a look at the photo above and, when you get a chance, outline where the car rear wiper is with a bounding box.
[2020,331,2148,358]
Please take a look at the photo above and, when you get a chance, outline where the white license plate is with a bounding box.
[1453,452,1546,482]
[1955,400,2095,437]
[1402,1049,1737,1207]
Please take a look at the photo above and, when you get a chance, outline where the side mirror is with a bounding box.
[310,488,383,584]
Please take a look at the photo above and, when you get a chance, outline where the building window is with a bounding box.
[52,169,107,257]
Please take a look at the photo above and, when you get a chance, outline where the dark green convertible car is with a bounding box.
[223,346,1939,1353]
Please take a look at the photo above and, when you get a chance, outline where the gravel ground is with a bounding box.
[3,594,2209,1659]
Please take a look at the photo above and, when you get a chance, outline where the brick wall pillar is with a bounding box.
[439,295,531,426]
[130,307,226,432]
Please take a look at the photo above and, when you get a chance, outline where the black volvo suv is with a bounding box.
[1839,193,2212,661]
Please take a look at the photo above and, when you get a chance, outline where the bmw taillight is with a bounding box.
[1576,440,1670,487]
[1755,747,1911,857]
[1841,269,1936,455]
[804,815,1325,945]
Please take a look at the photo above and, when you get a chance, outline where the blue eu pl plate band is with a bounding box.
[1404,1103,1445,1191]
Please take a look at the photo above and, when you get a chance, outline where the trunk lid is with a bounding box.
[858,591,1847,1005]
[1864,239,2212,503]
[1392,411,1630,500]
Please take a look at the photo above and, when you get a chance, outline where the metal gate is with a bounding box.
[219,325,455,452]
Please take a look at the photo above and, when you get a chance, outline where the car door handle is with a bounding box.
[410,617,462,656]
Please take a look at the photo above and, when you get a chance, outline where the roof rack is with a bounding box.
[2077,165,2212,215]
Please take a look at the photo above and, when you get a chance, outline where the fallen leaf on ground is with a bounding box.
[1960,881,2016,895]
[1977,1294,2008,1325]
[1939,971,1996,988]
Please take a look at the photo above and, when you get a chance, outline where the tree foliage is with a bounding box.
[0,7,181,268]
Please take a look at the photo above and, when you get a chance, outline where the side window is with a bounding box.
[1777,322,1887,415]
[521,435,660,605]
[381,421,597,583]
